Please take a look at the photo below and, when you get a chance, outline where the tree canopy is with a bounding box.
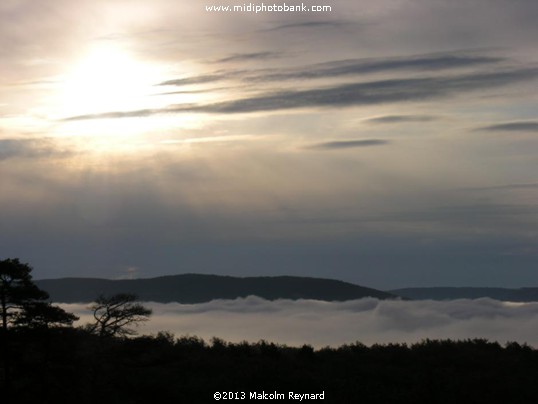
[0,258,77,331]
[13,301,78,329]
[87,293,152,337]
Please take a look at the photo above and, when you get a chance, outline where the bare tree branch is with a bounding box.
[88,294,152,337]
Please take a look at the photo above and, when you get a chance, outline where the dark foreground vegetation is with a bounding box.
[3,329,538,404]
[3,258,538,403]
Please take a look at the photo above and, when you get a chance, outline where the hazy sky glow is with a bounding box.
[1,0,537,288]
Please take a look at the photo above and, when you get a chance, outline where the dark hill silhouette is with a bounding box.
[36,274,396,303]
[390,287,538,302]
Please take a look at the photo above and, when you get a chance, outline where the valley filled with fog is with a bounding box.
[61,297,538,348]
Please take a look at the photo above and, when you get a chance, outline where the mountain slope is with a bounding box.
[36,274,397,303]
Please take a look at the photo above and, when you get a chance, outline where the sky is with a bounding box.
[62,297,538,348]
[1,0,537,288]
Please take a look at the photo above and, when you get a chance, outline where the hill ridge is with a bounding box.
[36,273,396,303]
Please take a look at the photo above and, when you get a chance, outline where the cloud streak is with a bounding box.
[158,74,225,87]
[267,21,347,32]
[158,52,506,89]
[256,54,505,82]
[463,183,538,191]
[198,68,538,113]
[477,121,538,132]
[365,115,438,124]
[66,67,538,120]
[213,52,281,63]
[306,139,389,150]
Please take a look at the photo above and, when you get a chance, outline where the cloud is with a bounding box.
[477,121,538,132]
[154,87,231,96]
[3,0,538,291]
[267,21,346,31]
[65,67,538,120]
[383,203,538,225]
[61,297,538,348]
[188,67,538,114]
[157,52,501,93]
[157,74,226,87]
[213,52,281,64]
[306,139,389,150]
[463,183,538,191]
[0,138,72,160]
[116,266,140,280]
[257,54,504,82]
[62,108,163,121]
[155,89,210,95]
[365,115,437,124]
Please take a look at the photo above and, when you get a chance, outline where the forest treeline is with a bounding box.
[5,329,538,404]
[3,258,538,403]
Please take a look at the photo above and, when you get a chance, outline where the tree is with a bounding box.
[0,258,50,331]
[0,258,78,399]
[13,301,78,329]
[0,258,77,331]
[87,293,152,337]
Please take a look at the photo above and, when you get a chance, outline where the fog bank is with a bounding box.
[61,297,538,348]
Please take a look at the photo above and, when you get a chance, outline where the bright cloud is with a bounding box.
[61,297,538,348]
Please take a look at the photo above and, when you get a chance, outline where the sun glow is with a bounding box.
[57,44,159,118]
[48,44,205,151]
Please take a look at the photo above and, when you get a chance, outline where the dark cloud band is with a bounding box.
[477,121,538,132]
[306,139,389,150]
[65,66,538,121]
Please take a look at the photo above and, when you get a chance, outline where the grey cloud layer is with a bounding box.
[62,298,538,348]
[0,138,71,160]
[159,53,506,89]
[255,54,504,82]
[3,0,538,288]
[65,66,538,120]
[191,68,538,113]
[158,74,225,86]
[365,115,438,124]
[465,183,538,191]
[477,121,538,132]
[307,139,389,150]
[266,21,347,32]
[213,52,281,64]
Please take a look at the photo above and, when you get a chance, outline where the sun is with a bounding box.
[48,43,207,153]
[58,44,157,118]
[52,44,193,147]
[50,44,170,149]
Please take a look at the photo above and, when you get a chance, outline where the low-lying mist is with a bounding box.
[61,297,538,348]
